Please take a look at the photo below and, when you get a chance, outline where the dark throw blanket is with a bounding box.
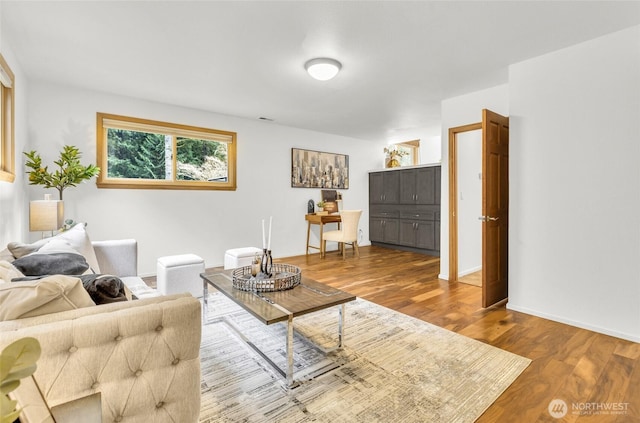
[79,274,128,304]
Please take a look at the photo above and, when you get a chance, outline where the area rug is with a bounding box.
[199,292,530,422]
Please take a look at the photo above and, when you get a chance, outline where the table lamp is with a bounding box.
[29,195,64,238]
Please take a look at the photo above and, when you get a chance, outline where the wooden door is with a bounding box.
[481,109,509,307]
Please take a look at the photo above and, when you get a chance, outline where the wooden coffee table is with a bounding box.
[200,271,356,387]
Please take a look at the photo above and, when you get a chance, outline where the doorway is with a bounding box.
[456,128,483,287]
[448,109,509,308]
[448,122,482,286]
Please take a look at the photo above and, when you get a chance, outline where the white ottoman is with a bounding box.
[157,254,205,297]
[224,247,262,270]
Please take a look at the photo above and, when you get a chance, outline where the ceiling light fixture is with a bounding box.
[304,58,342,81]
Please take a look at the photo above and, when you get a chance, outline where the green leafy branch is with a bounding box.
[1,337,41,423]
[24,145,100,200]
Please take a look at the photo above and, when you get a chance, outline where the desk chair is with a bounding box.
[322,210,362,259]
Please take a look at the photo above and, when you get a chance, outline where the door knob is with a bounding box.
[478,216,499,222]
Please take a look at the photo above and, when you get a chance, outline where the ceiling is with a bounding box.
[2,1,639,142]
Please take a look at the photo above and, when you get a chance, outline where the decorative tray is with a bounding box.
[232,264,301,292]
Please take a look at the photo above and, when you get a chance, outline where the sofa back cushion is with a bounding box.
[0,275,95,321]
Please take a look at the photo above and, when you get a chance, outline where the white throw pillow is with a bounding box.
[7,223,101,274]
[47,223,101,273]
[0,247,14,262]
[7,239,49,259]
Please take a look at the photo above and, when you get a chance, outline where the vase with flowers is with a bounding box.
[384,146,408,168]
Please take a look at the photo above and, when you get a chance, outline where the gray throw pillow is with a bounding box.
[12,252,90,276]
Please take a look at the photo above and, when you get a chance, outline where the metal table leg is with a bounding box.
[202,278,209,324]
[286,314,294,387]
[338,304,345,348]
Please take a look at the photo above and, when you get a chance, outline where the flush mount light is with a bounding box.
[304,58,342,81]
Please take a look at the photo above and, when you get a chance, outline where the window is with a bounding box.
[0,53,15,183]
[394,140,420,166]
[97,113,236,190]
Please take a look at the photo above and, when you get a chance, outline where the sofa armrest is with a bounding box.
[92,239,137,277]
[1,294,201,423]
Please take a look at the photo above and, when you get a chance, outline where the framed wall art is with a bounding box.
[291,148,349,189]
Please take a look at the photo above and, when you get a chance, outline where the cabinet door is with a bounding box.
[383,219,400,244]
[370,218,384,242]
[415,221,435,250]
[435,220,440,251]
[399,170,417,204]
[415,167,435,205]
[382,172,400,204]
[369,173,384,204]
[399,220,417,246]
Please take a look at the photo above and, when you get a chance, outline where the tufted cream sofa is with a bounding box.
[0,239,202,422]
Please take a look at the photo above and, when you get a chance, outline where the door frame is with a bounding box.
[448,122,482,283]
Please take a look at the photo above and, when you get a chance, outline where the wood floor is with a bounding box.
[458,269,482,287]
[279,246,640,422]
[150,245,639,422]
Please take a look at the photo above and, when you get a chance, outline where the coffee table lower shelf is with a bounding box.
[201,271,356,388]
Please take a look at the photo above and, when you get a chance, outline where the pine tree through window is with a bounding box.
[97,113,236,190]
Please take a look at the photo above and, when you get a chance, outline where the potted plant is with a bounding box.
[1,337,41,423]
[24,145,100,200]
[384,146,408,168]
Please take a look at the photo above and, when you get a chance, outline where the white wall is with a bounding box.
[457,129,482,277]
[508,25,640,342]
[0,35,29,246]
[439,84,509,279]
[385,126,442,165]
[19,81,377,274]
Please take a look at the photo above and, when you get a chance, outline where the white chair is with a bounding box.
[322,210,362,259]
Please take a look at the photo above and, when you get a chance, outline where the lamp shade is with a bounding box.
[304,58,342,81]
[29,200,64,232]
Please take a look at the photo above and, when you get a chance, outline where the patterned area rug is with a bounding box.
[199,292,530,422]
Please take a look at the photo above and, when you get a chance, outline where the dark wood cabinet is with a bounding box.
[369,171,399,204]
[400,167,436,205]
[369,165,441,256]
[370,216,399,244]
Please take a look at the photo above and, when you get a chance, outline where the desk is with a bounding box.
[305,213,341,257]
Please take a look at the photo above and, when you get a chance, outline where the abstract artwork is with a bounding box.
[291,148,349,189]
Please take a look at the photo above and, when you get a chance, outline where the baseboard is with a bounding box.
[438,273,449,281]
[506,303,640,343]
[458,266,481,277]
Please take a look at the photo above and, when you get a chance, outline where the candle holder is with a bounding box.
[260,248,273,278]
